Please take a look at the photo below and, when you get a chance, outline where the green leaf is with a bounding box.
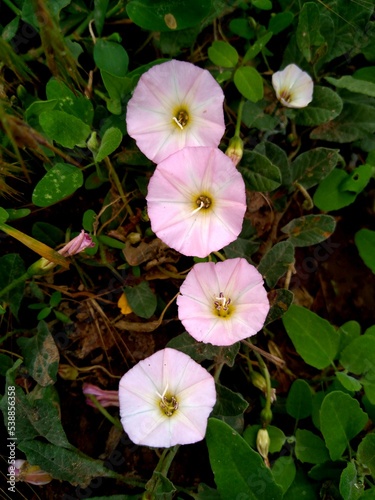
[208,41,239,68]
[234,67,264,102]
[240,151,281,191]
[0,253,25,318]
[335,372,362,392]
[213,383,249,417]
[206,419,283,500]
[281,215,336,247]
[286,379,312,419]
[229,18,255,39]
[340,335,375,376]
[167,331,240,367]
[0,361,72,447]
[268,12,294,35]
[242,100,278,132]
[252,0,272,9]
[46,78,94,126]
[123,281,157,319]
[357,434,375,477]
[32,163,84,207]
[326,75,375,99]
[296,2,325,62]
[337,321,361,353]
[355,229,375,273]
[282,304,339,369]
[126,0,211,31]
[17,321,59,386]
[93,0,109,35]
[291,147,340,189]
[272,456,296,494]
[295,86,343,126]
[39,110,91,148]
[0,206,10,223]
[313,169,360,211]
[265,289,294,325]
[311,101,375,143]
[258,241,295,288]
[243,32,272,63]
[295,429,330,464]
[5,208,31,220]
[95,127,123,162]
[223,238,259,263]
[18,440,122,487]
[0,354,13,376]
[320,391,368,461]
[339,462,365,500]
[340,164,373,194]
[254,141,291,186]
[146,471,176,498]
[94,39,129,77]
[83,210,97,232]
[283,469,318,500]
[32,222,65,247]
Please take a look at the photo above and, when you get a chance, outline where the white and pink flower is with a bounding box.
[126,60,225,163]
[272,63,313,109]
[177,258,270,346]
[118,348,216,447]
[146,146,246,258]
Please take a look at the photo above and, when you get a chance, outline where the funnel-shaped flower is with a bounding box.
[272,64,313,109]
[146,147,246,258]
[59,230,95,256]
[10,459,52,486]
[118,348,216,447]
[126,60,225,163]
[177,258,269,346]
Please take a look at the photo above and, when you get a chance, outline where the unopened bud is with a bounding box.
[256,428,270,467]
[250,371,267,393]
[127,232,141,244]
[58,364,79,380]
[87,131,100,154]
[225,136,244,167]
[260,407,273,426]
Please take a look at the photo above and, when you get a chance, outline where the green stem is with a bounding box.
[3,0,21,15]
[212,251,226,262]
[252,348,273,420]
[234,98,246,137]
[86,394,123,430]
[158,445,180,476]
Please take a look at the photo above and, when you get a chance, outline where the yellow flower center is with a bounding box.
[172,109,189,130]
[213,292,233,318]
[158,385,179,417]
[191,194,212,215]
[279,89,292,103]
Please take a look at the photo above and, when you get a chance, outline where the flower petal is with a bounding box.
[119,348,216,447]
[177,258,270,346]
[147,147,246,258]
[127,60,225,162]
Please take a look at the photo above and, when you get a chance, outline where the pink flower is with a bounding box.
[126,60,225,163]
[146,147,246,258]
[59,230,95,256]
[10,459,52,486]
[177,258,270,346]
[118,348,216,447]
[272,64,313,108]
[82,383,119,408]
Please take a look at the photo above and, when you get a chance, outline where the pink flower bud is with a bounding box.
[58,230,95,257]
[82,383,119,408]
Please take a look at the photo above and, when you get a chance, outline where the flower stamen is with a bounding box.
[214,291,231,312]
[191,195,212,216]
[172,110,189,130]
[157,384,179,417]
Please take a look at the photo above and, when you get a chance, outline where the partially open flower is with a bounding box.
[118,348,216,447]
[82,383,119,408]
[272,64,313,109]
[59,230,95,257]
[126,60,225,163]
[177,258,269,346]
[146,147,246,258]
[10,459,52,486]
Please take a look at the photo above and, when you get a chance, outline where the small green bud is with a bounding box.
[225,136,244,167]
[260,407,273,426]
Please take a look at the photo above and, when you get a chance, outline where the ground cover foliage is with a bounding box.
[1,0,375,498]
